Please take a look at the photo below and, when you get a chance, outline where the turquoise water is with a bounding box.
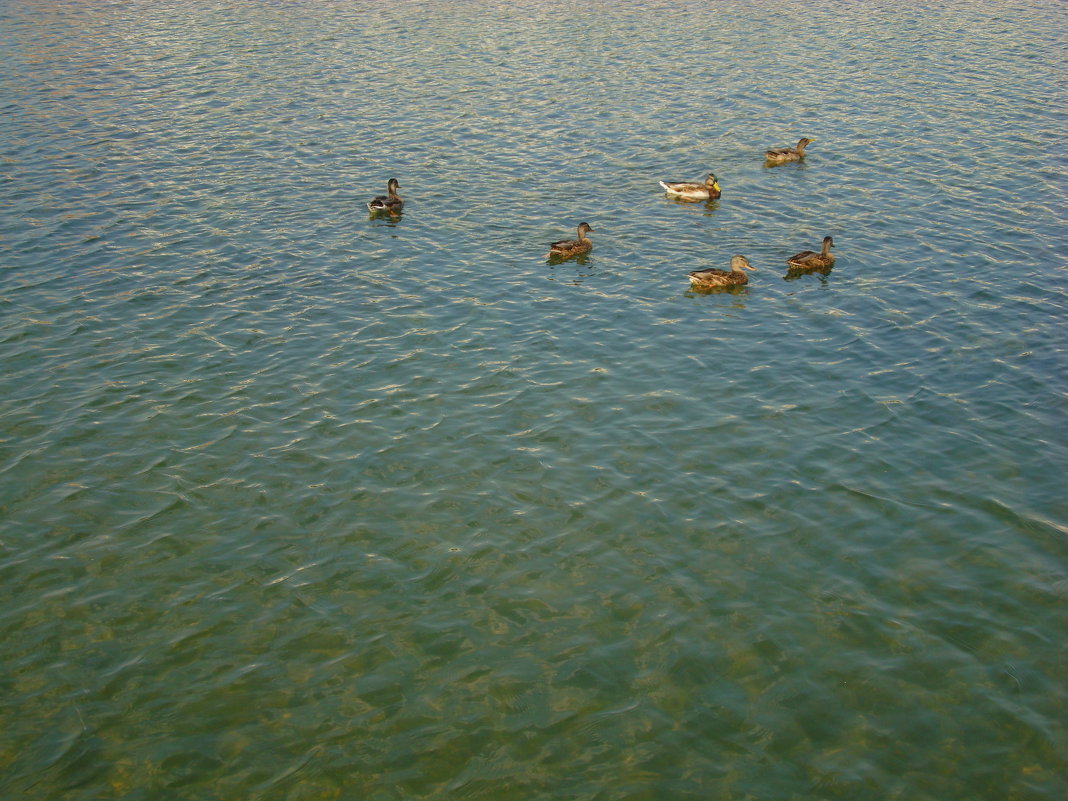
[2,0,1066,798]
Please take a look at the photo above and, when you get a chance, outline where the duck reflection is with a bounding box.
[686,283,749,298]
[546,251,592,268]
[667,196,721,215]
[546,253,594,284]
[368,210,404,228]
[552,251,591,266]
[783,264,833,281]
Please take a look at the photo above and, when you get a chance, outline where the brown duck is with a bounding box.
[546,222,595,259]
[765,138,815,165]
[786,236,835,270]
[688,255,755,288]
[659,173,721,200]
[367,178,403,214]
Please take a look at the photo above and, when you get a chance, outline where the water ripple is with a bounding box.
[2,0,1067,799]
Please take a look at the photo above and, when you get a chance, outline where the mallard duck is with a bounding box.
[546,222,595,259]
[367,178,403,214]
[764,138,815,165]
[688,255,755,288]
[659,173,721,200]
[786,236,835,270]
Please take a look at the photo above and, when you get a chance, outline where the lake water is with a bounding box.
[2,1,1066,799]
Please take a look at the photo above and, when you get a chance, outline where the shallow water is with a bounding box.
[2,0,1067,798]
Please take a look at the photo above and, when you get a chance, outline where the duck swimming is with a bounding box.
[546,222,595,259]
[659,173,721,200]
[764,138,815,165]
[786,236,835,270]
[688,255,755,288]
[367,178,403,214]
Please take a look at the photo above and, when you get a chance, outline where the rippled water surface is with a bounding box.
[2,0,1067,798]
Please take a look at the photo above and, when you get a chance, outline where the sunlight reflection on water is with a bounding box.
[1,1,1066,799]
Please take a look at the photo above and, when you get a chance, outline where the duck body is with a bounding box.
[688,255,755,288]
[659,173,721,200]
[765,137,815,165]
[367,178,403,214]
[546,222,595,259]
[786,236,835,270]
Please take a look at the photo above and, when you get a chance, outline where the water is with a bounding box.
[2,0,1066,798]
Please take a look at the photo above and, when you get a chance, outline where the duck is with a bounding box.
[764,138,815,165]
[546,222,595,259]
[659,173,721,201]
[786,236,835,270]
[367,178,403,214]
[688,255,755,288]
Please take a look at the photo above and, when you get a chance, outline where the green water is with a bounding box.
[2,0,1066,798]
